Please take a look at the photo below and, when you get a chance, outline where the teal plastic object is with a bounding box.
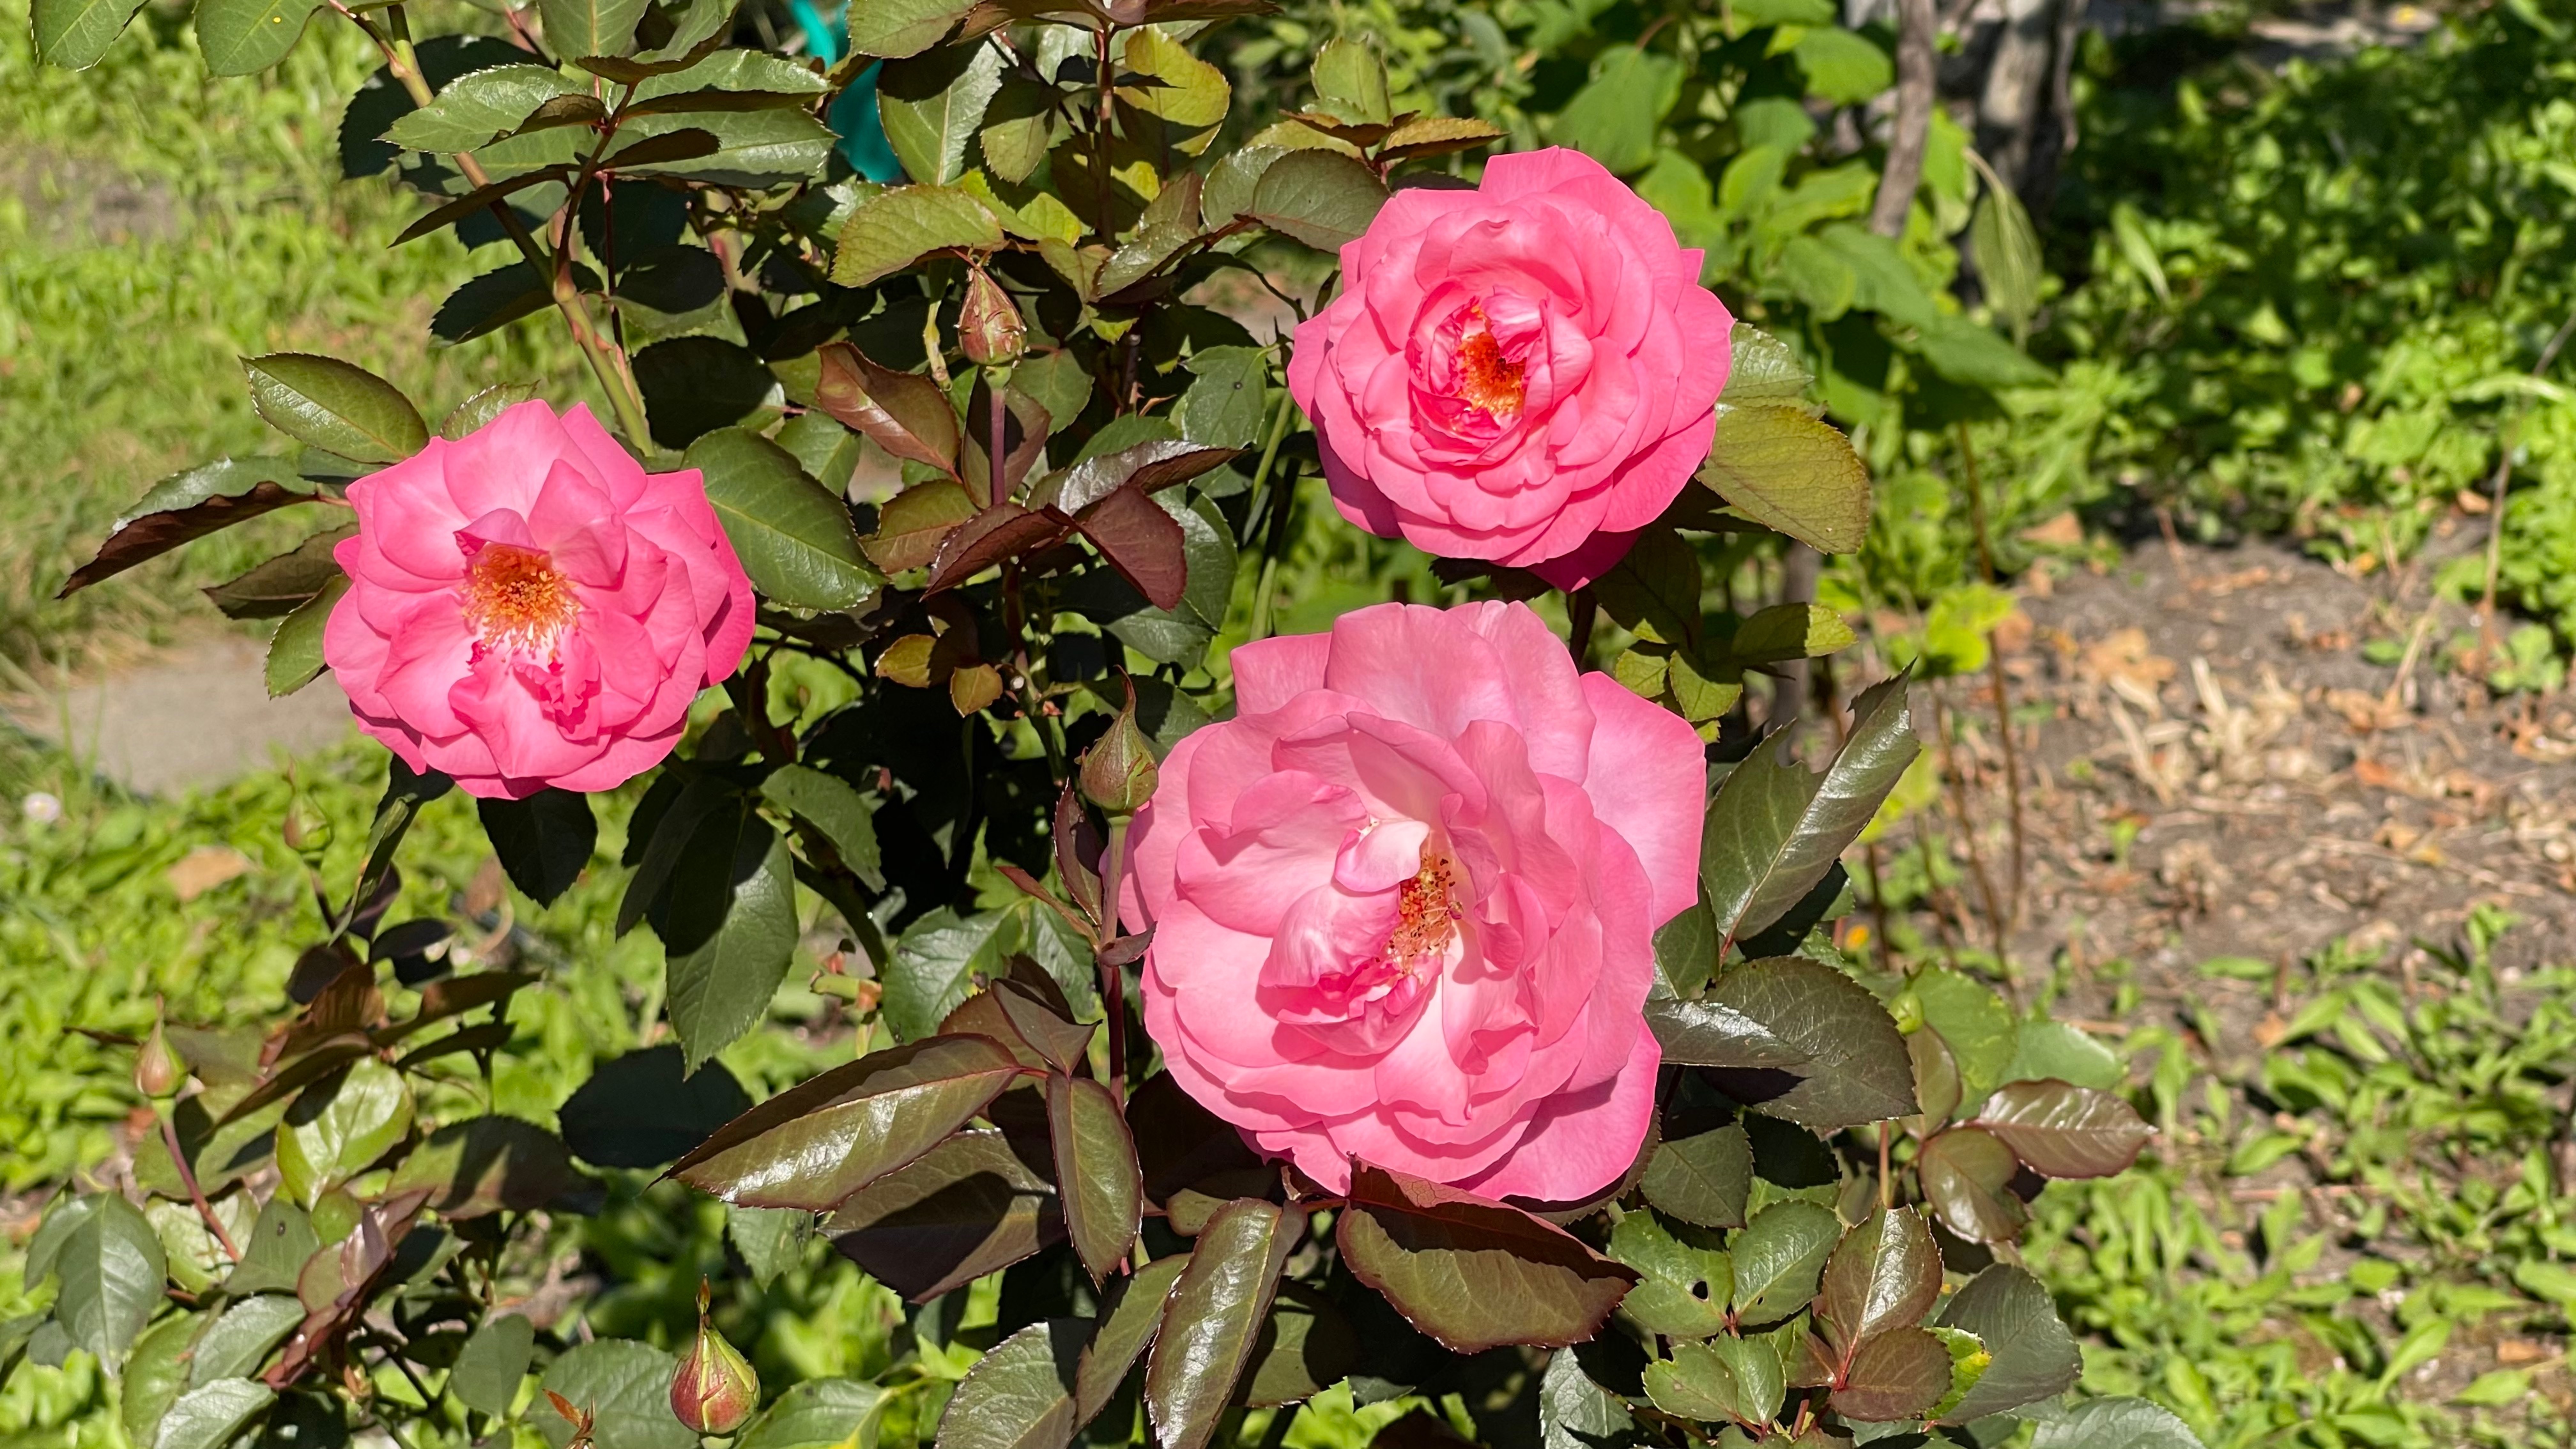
[788,0,904,182]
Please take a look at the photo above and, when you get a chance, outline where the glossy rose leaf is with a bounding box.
[1335,1163,1636,1353]
[241,353,428,465]
[61,459,316,596]
[1144,1199,1300,1449]
[1977,1079,2154,1179]
[1828,1327,1951,1422]
[1934,1265,2082,1423]
[1698,402,1871,556]
[1729,1200,1839,1328]
[1073,485,1190,610]
[686,427,877,610]
[1701,955,1916,1133]
[1075,1252,1190,1423]
[669,1035,1024,1209]
[864,478,980,573]
[1817,1208,1941,1356]
[1048,1073,1143,1285]
[815,341,962,471]
[825,1129,1063,1302]
[932,1319,1085,1449]
[1640,1124,1753,1230]
[1918,1127,2028,1245]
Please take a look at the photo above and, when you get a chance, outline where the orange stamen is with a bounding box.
[459,542,579,654]
[1455,310,1525,419]
[1383,854,1462,973]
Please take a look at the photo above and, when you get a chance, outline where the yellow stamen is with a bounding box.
[1456,311,1525,419]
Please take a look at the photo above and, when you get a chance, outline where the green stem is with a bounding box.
[1245,384,1303,642]
[1099,814,1131,1094]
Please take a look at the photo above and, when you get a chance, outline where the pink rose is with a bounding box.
[1121,601,1705,1200]
[324,400,755,799]
[1287,148,1736,587]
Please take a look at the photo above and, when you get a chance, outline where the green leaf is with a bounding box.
[1970,175,2044,334]
[242,354,429,464]
[1919,1127,2026,1244]
[382,65,579,151]
[1720,324,1813,403]
[1926,1325,1991,1421]
[634,335,779,450]
[477,791,596,907]
[1701,675,1920,955]
[1593,528,1701,649]
[760,765,883,888]
[1076,1253,1189,1422]
[1933,1265,2081,1423]
[1248,150,1388,252]
[824,1130,1062,1302]
[1609,1211,1732,1338]
[1049,1074,1143,1286]
[979,76,1059,186]
[670,1035,1024,1209]
[264,573,348,698]
[1977,1080,2153,1179]
[729,1205,812,1287]
[741,1379,883,1449]
[431,260,600,346]
[631,48,827,104]
[880,43,1005,186]
[561,1046,752,1169]
[1913,314,2052,391]
[1539,1344,1641,1449]
[1792,26,1893,103]
[1729,1200,1838,1327]
[1118,27,1229,150]
[1910,1029,1964,1127]
[938,1320,1085,1449]
[194,0,322,74]
[122,1312,204,1449]
[1178,347,1269,450]
[451,1314,536,1418]
[1702,955,1915,1132]
[1241,1283,1357,1407]
[203,528,353,620]
[277,1059,414,1207]
[1698,403,1870,555]
[2028,1397,2205,1449]
[882,908,1012,1042]
[618,110,837,187]
[833,186,1004,287]
[1818,1208,1940,1354]
[2002,1019,2124,1092]
[49,1194,166,1369]
[1910,966,2018,1106]
[1549,45,1684,175]
[538,0,650,60]
[31,0,145,69]
[686,427,876,609]
[1726,604,1855,665]
[664,824,801,1070]
[1645,1335,1784,1428]
[1335,1163,1637,1353]
[1640,1125,1753,1230]
[386,1117,590,1218]
[1652,896,1718,999]
[1145,1200,1300,1449]
[846,0,975,58]
[224,1201,318,1297]
[188,1296,303,1384]
[59,456,316,596]
[1830,1327,1951,1422]
[155,1380,277,1449]
[536,1340,693,1449]
[1309,37,1390,125]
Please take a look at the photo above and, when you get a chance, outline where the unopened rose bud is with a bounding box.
[282,794,331,854]
[134,999,184,1099]
[959,268,1026,367]
[1079,682,1158,815]
[671,1281,758,1436]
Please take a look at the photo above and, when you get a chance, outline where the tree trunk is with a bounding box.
[1976,0,2058,194]
[1868,0,1940,237]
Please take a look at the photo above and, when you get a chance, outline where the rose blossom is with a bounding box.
[323,400,754,798]
[1121,601,1704,1200]
[1287,147,1735,588]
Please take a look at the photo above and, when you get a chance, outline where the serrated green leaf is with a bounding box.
[383,65,579,152]
[48,1194,165,1369]
[1699,403,1870,555]
[671,1035,1023,1209]
[538,0,649,60]
[1335,1164,1636,1353]
[536,1340,692,1449]
[1934,1265,2080,1423]
[263,573,347,698]
[277,1059,414,1207]
[194,0,322,75]
[1701,675,1919,955]
[1049,1074,1142,1286]
[155,1380,276,1449]
[242,354,428,464]
[663,824,800,1070]
[1610,1211,1732,1338]
[451,1314,536,1418]
[1702,955,1914,1131]
[188,1296,303,1385]
[833,185,1003,287]
[1247,150,1387,252]
[31,0,146,68]
[686,427,876,609]
[1145,1200,1300,1449]
[880,43,1004,186]
[1641,1125,1753,1230]
[1729,1199,1838,1327]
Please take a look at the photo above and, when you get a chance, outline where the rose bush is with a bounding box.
[1287,148,1736,587]
[324,400,753,798]
[1122,600,1704,1199]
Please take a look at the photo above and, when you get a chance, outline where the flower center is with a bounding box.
[459,541,579,655]
[1454,307,1524,419]
[1381,853,1461,976]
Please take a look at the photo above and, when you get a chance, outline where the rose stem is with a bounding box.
[1098,815,1132,1098]
[1955,421,2026,929]
[161,1112,241,1261]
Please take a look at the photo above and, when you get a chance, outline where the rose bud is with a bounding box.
[959,267,1026,368]
[671,1281,758,1436]
[1079,683,1158,815]
[133,999,185,1100]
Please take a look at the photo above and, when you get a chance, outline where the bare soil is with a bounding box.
[1896,529,2576,1036]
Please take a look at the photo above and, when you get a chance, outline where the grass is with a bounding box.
[0,0,586,678]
